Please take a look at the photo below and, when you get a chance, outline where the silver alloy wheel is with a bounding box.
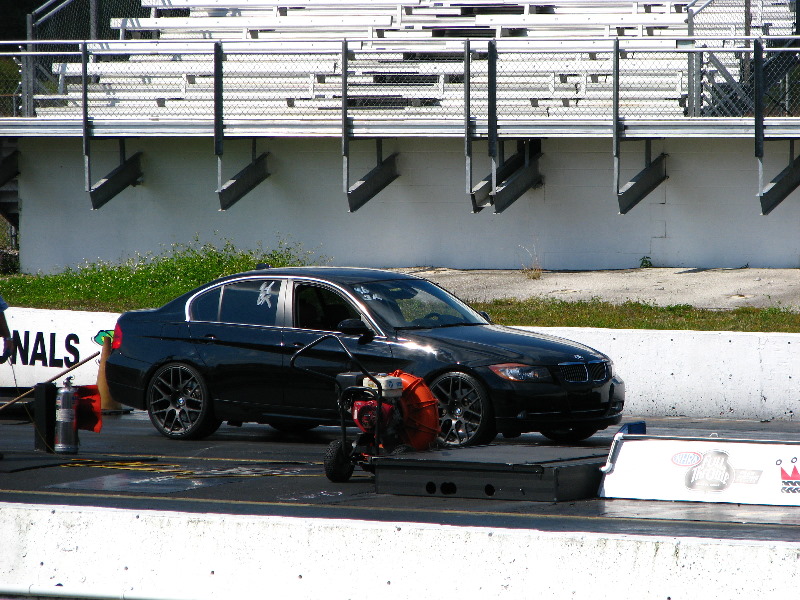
[147,363,210,439]
[429,371,494,447]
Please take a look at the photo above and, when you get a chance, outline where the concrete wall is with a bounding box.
[1,503,798,600]
[17,136,800,273]
[3,305,799,422]
[527,327,800,421]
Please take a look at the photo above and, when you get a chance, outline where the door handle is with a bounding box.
[203,334,217,342]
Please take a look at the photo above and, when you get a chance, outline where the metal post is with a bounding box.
[89,0,99,40]
[82,43,91,193]
[213,42,224,157]
[23,14,34,118]
[464,39,472,194]
[488,40,498,193]
[755,39,764,193]
[342,40,350,193]
[612,39,620,195]
[213,42,224,190]
[687,7,695,117]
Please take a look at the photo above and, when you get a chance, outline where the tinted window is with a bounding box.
[349,279,484,329]
[294,284,360,331]
[191,287,221,321]
[219,279,281,326]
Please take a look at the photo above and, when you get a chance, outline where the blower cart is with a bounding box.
[290,331,439,483]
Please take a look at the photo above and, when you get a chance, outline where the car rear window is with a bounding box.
[218,279,281,326]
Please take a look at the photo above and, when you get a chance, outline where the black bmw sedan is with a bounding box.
[106,266,624,447]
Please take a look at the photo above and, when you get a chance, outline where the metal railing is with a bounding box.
[2,36,800,134]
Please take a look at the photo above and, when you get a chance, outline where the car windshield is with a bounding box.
[349,279,486,329]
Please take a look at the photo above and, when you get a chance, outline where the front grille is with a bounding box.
[559,361,609,383]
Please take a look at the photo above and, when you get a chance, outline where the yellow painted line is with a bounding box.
[0,488,753,528]
[77,453,324,465]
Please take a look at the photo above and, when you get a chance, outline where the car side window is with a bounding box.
[294,284,360,331]
[191,286,221,321]
[218,279,281,326]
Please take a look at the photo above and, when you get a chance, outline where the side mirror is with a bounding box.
[478,311,492,324]
[337,318,375,343]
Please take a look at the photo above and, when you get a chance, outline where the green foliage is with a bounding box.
[472,297,800,333]
[0,236,324,312]
[639,256,653,268]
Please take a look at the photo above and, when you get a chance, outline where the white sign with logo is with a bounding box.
[0,308,120,389]
[600,435,800,506]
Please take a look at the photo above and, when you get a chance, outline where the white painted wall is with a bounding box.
[17,136,800,273]
[529,327,800,421]
[3,306,800,422]
[1,503,798,600]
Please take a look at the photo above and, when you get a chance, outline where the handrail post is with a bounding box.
[488,40,498,193]
[613,38,620,196]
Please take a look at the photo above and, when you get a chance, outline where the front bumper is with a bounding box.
[479,367,626,434]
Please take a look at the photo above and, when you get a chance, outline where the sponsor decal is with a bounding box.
[93,330,114,345]
[778,457,800,494]
[679,450,763,493]
[672,451,702,467]
[685,450,735,492]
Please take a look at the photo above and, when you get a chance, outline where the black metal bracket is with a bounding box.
[217,140,271,210]
[0,150,19,188]
[341,41,400,212]
[616,142,668,215]
[344,140,400,213]
[471,139,543,214]
[752,40,800,215]
[89,144,143,210]
[758,141,800,215]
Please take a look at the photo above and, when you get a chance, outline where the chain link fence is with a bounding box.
[5,37,800,122]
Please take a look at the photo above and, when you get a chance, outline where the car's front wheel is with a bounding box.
[539,426,598,444]
[146,363,221,440]
[429,371,496,447]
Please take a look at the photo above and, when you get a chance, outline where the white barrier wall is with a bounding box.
[2,307,799,421]
[0,503,798,600]
[17,137,800,273]
[526,327,800,421]
[0,308,118,388]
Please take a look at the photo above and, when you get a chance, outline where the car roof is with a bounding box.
[231,266,421,286]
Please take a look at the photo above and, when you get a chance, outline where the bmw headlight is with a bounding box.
[489,363,552,382]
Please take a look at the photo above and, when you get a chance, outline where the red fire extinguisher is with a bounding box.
[54,377,78,454]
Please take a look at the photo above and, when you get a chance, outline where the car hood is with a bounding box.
[398,324,607,366]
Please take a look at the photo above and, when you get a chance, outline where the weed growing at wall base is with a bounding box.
[0,236,325,312]
[473,297,800,333]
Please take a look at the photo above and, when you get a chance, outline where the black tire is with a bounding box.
[267,419,319,433]
[324,439,355,482]
[540,427,599,444]
[429,371,496,448]
[146,363,221,440]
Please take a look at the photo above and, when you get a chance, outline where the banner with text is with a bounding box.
[0,307,120,389]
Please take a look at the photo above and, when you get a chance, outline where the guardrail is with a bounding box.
[1,36,800,139]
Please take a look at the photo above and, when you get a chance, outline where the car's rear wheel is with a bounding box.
[429,371,496,448]
[146,363,221,440]
[540,426,598,444]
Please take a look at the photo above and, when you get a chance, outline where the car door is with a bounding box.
[188,277,286,420]
[282,280,396,420]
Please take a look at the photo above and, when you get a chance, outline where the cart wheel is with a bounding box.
[324,439,355,483]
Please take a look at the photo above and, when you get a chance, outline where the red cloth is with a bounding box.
[76,385,103,433]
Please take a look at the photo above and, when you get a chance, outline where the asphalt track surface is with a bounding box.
[2,410,799,542]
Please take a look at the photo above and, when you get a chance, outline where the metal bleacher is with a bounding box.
[4,0,798,213]
[4,0,797,135]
